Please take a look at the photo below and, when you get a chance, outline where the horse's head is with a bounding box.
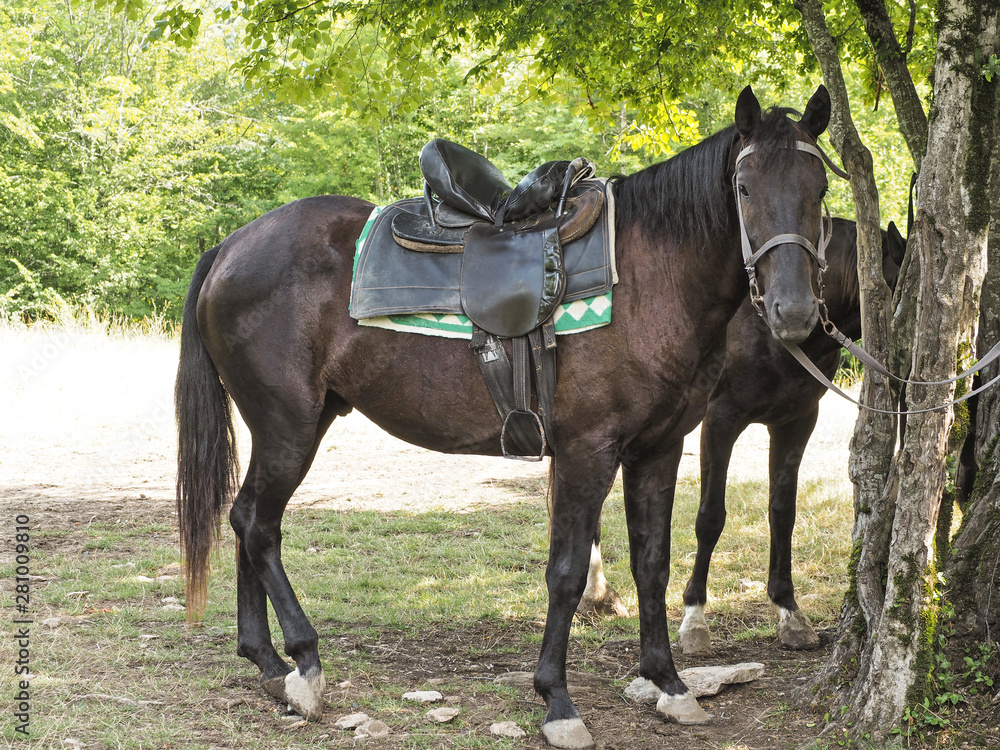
[733,85,833,343]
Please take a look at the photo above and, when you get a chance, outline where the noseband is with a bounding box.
[734,141,834,318]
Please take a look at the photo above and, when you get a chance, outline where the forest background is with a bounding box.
[0,0,914,322]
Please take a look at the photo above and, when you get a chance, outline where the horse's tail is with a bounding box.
[175,245,239,622]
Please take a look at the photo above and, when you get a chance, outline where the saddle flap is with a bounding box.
[461,218,566,339]
[419,139,511,223]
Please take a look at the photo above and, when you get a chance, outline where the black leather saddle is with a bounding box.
[352,139,611,460]
[390,139,601,338]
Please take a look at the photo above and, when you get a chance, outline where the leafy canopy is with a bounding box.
[142,1,818,138]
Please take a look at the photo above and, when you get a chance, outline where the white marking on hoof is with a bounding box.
[284,667,326,721]
[678,604,713,655]
[777,607,820,650]
[624,676,663,704]
[656,691,712,725]
[541,718,595,749]
[576,544,632,619]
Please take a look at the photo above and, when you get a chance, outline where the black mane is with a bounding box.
[613,107,811,244]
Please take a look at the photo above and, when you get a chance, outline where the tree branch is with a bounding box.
[853,0,927,168]
[906,0,916,55]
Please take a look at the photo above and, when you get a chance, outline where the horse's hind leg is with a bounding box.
[576,528,631,618]
[229,396,344,719]
[767,410,820,650]
[232,492,292,697]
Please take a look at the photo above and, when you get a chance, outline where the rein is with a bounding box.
[742,142,1000,414]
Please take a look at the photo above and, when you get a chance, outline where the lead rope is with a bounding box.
[781,335,1000,415]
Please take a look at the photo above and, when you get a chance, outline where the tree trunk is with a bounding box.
[945,90,1000,638]
[796,0,996,743]
[853,0,928,167]
[794,0,899,704]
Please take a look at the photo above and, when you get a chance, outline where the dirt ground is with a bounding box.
[1,326,885,749]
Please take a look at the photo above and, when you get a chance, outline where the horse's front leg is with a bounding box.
[623,443,711,725]
[534,450,618,749]
[767,411,821,650]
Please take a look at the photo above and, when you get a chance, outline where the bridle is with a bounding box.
[734,140,836,318]
[735,138,1000,415]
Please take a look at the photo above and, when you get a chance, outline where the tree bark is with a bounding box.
[944,81,1000,638]
[796,0,996,743]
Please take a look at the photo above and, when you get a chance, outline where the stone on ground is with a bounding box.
[489,721,526,738]
[402,690,443,703]
[679,662,765,697]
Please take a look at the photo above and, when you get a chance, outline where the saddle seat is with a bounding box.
[418,138,595,226]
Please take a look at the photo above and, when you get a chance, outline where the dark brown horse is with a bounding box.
[175,86,833,748]
[579,219,906,655]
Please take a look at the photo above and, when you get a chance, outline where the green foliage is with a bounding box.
[983,53,1000,82]
[895,612,998,743]
[146,0,822,130]
[0,0,653,320]
[0,0,287,318]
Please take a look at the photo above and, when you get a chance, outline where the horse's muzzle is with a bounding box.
[767,297,820,343]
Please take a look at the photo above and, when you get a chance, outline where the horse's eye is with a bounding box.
[820,186,828,200]
[738,184,750,198]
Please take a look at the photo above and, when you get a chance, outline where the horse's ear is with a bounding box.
[735,86,761,139]
[800,85,831,138]
[887,221,906,266]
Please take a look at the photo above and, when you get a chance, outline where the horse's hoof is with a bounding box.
[656,691,712,725]
[777,607,820,650]
[599,585,631,618]
[678,605,713,655]
[284,667,326,721]
[576,587,630,619]
[261,675,289,702]
[678,626,712,656]
[541,718,595,749]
